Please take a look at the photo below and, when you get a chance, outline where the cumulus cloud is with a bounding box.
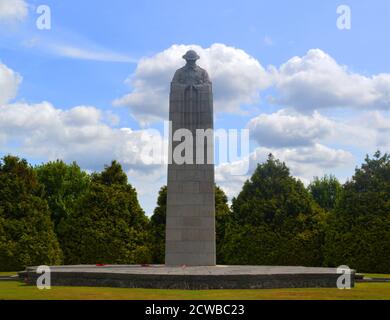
[247,109,334,148]
[0,62,22,104]
[246,108,386,151]
[270,49,390,111]
[216,144,354,198]
[0,0,28,23]
[0,102,166,174]
[114,46,390,127]
[246,108,387,160]
[351,111,390,149]
[219,106,390,199]
[362,111,390,133]
[245,107,390,167]
[114,43,270,125]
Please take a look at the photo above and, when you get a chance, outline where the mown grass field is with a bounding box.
[0,272,18,276]
[0,281,389,300]
[364,274,390,279]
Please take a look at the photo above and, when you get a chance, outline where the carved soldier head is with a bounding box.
[183,50,200,67]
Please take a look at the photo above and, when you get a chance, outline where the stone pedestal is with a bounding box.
[20,265,356,289]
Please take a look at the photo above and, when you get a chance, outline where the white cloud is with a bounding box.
[246,108,386,154]
[216,144,354,198]
[215,161,249,199]
[271,49,390,111]
[49,44,137,63]
[352,111,390,149]
[114,43,270,125]
[362,111,390,133]
[113,47,390,126]
[0,102,165,175]
[220,108,390,199]
[273,144,354,173]
[0,61,22,104]
[0,0,28,23]
[247,109,334,147]
[19,31,137,63]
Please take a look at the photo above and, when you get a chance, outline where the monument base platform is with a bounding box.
[19,265,354,290]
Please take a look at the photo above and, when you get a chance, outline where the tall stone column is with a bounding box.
[165,50,216,266]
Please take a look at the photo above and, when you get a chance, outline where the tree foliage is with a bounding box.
[57,161,151,265]
[150,186,167,264]
[308,175,342,211]
[323,151,390,273]
[35,160,90,228]
[215,186,230,264]
[0,152,389,273]
[221,154,326,266]
[0,156,62,271]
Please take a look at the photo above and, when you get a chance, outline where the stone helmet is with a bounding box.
[183,50,200,61]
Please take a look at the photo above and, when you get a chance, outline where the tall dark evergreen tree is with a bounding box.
[150,186,167,264]
[222,154,325,266]
[215,186,230,264]
[324,151,390,273]
[58,161,151,265]
[0,156,62,271]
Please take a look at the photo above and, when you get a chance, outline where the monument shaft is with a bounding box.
[165,51,216,266]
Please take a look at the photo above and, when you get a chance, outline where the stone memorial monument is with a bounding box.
[20,51,355,290]
[165,50,216,266]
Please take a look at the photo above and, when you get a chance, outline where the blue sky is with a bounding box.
[1,0,390,214]
[4,0,390,112]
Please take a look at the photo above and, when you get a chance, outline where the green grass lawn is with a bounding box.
[0,272,18,276]
[364,274,390,279]
[0,281,389,300]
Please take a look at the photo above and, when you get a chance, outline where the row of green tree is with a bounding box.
[0,152,389,273]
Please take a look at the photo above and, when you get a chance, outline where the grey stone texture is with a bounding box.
[19,265,356,290]
[165,50,216,266]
